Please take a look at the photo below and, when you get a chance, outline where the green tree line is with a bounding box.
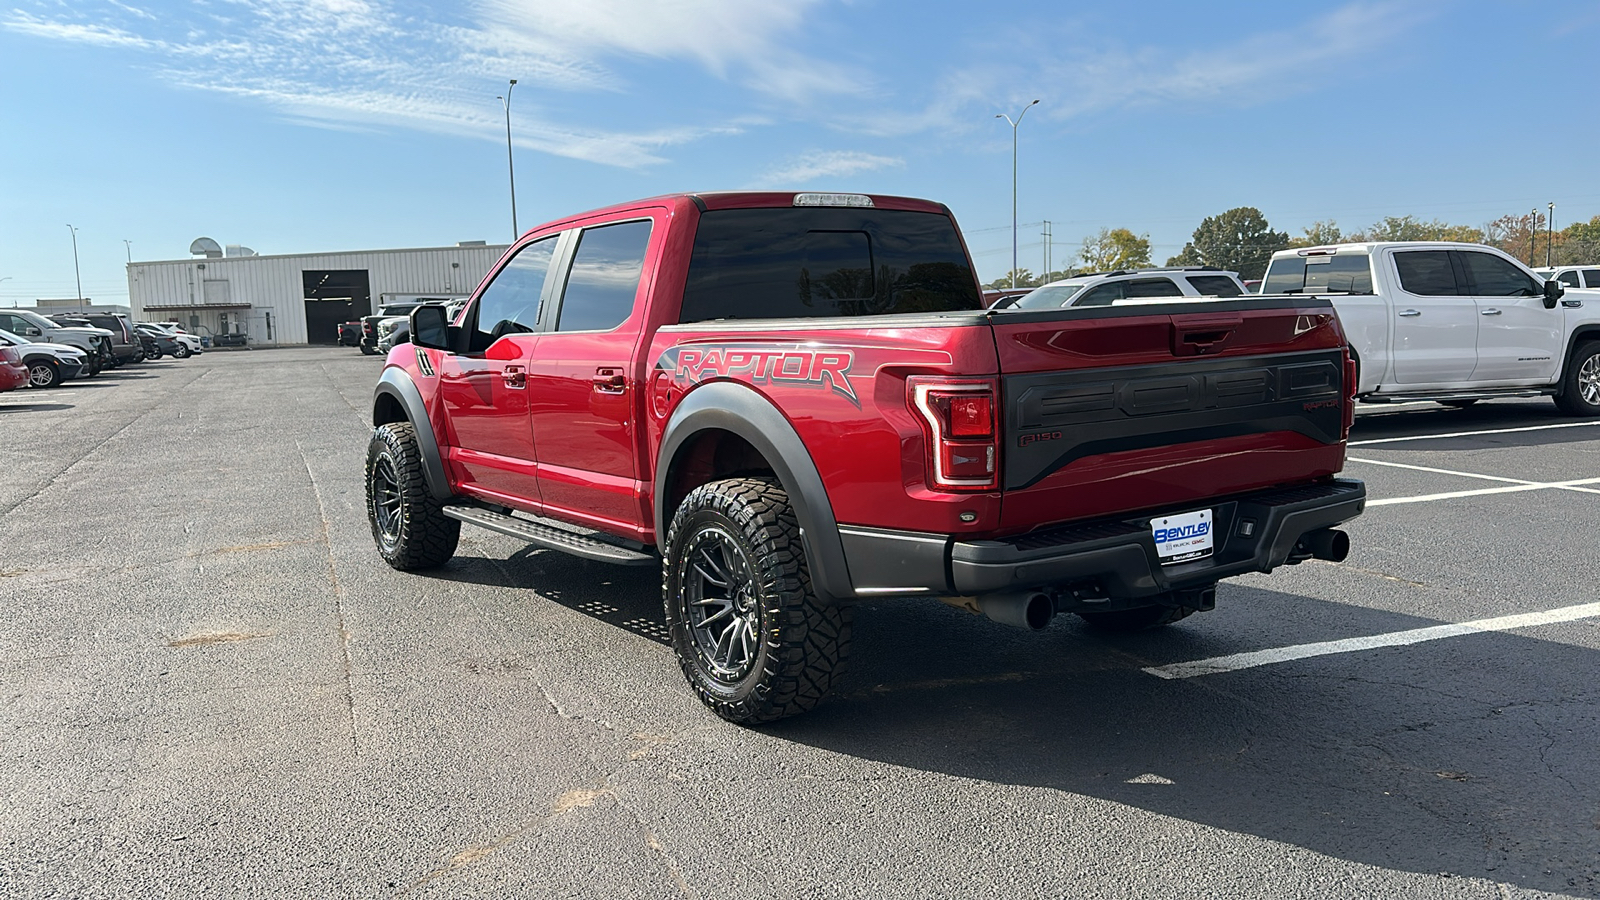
[985,209,1600,289]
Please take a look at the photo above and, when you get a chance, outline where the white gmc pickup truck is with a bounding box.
[1261,242,1600,415]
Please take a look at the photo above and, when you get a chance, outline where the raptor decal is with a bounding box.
[657,344,859,406]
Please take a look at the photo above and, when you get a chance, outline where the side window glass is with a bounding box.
[1073,283,1125,307]
[1125,278,1184,298]
[1185,275,1244,297]
[556,220,653,332]
[475,236,559,342]
[1558,271,1580,288]
[1462,251,1539,297]
[1583,270,1600,288]
[1393,251,1459,296]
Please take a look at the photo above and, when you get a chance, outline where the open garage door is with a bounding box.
[302,270,371,345]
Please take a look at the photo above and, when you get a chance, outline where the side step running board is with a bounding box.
[441,504,657,566]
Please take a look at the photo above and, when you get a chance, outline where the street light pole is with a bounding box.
[67,224,83,311]
[996,100,1040,289]
[497,79,520,241]
[1547,202,1555,267]
[123,239,133,264]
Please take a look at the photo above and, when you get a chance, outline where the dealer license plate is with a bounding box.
[1152,509,1214,565]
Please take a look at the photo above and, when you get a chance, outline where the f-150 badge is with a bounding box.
[658,344,858,406]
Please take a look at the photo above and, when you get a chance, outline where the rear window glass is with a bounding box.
[1557,271,1580,287]
[1460,251,1538,297]
[1124,278,1184,298]
[556,220,653,332]
[1261,254,1372,294]
[1584,269,1600,288]
[1011,284,1082,309]
[1394,251,1459,296]
[678,208,980,323]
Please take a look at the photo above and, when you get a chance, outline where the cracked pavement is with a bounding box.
[0,349,1597,898]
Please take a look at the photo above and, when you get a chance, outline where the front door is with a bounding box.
[527,216,658,539]
[1387,249,1478,384]
[1459,250,1562,384]
[438,235,561,508]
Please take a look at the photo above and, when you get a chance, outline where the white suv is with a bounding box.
[999,267,1248,310]
[1532,265,1600,290]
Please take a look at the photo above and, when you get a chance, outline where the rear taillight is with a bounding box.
[909,378,999,491]
[1342,354,1357,440]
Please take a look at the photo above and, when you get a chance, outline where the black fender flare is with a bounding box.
[654,381,854,602]
[373,367,452,501]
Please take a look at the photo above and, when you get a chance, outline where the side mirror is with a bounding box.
[25,327,41,337]
[410,305,452,351]
[1544,279,1565,309]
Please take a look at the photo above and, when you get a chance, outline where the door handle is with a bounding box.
[1480,308,1502,316]
[593,368,626,394]
[502,364,526,389]
[1398,309,1421,317]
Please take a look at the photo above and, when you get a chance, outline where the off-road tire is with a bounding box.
[1555,341,1600,417]
[663,477,851,725]
[26,360,59,388]
[365,422,459,570]
[1077,603,1195,632]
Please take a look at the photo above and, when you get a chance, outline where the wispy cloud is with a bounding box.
[838,2,1430,138]
[757,150,903,186]
[1,0,840,168]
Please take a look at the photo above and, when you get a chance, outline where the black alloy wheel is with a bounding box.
[663,477,851,725]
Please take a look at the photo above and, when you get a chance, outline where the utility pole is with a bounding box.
[1547,202,1555,267]
[67,224,83,311]
[995,100,1040,289]
[1041,220,1052,282]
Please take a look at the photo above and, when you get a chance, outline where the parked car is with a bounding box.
[369,190,1363,724]
[1532,265,1600,289]
[0,345,28,393]
[132,324,184,360]
[0,309,112,375]
[49,312,142,366]
[212,331,248,348]
[1261,242,1599,413]
[338,321,362,347]
[377,300,463,353]
[0,328,88,387]
[138,323,201,358]
[997,266,1249,310]
[981,287,1035,307]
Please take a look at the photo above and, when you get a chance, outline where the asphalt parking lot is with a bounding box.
[1,347,1597,899]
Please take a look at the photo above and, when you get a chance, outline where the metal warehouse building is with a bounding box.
[126,242,508,346]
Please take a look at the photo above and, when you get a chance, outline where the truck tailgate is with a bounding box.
[993,299,1350,531]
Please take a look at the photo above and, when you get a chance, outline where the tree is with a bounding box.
[1560,216,1600,264]
[1164,207,1288,280]
[1483,212,1545,265]
[1076,228,1152,272]
[1287,220,1344,249]
[984,269,1039,290]
[1347,215,1483,244]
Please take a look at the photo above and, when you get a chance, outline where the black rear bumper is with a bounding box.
[838,479,1365,600]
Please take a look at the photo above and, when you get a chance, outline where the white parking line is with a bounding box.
[1144,602,1600,680]
[1347,456,1600,503]
[1351,421,1600,446]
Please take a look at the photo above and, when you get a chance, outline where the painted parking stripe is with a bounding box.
[1348,457,1600,500]
[1144,602,1600,680]
[1350,421,1600,447]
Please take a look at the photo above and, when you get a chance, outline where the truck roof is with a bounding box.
[518,192,953,238]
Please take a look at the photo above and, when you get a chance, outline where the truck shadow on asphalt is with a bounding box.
[0,402,74,412]
[423,544,1598,895]
[1352,399,1597,451]
[766,589,1600,897]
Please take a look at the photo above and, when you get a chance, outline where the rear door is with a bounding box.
[1458,249,1561,383]
[1386,249,1478,384]
[438,234,561,506]
[526,214,660,539]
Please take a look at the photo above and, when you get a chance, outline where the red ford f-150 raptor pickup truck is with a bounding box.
[365,191,1366,724]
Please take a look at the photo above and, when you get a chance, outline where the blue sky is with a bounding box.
[3,0,1599,306]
